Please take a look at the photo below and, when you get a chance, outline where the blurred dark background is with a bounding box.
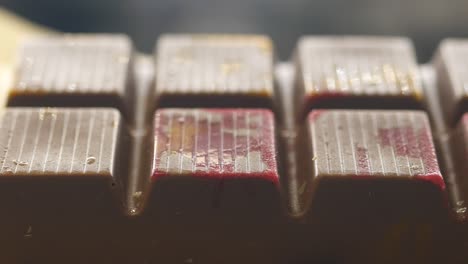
[2,0,467,61]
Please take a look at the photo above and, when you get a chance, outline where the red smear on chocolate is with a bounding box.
[308,109,327,122]
[377,125,444,190]
[417,128,445,190]
[151,109,279,186]
[462,114,468,146]
[414,174,446,191]
[356,146,370,174]
[378,127,421,158]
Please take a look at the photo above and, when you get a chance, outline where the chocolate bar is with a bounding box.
[1,31,466,263]
[294,36,424,120]
[434,39,468,126]
[155,34,276,109]
[8,34,134,117]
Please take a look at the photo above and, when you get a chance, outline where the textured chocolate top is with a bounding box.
[156,34,273,96]
[0,108,121,177]
[434,39,468,124]
[296,36,422,98]
[152,109,278,183]
[307,110,444,189]
[12,34,132,96]
[436,40,468,99]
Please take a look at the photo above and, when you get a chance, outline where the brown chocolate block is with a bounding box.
[294,36,424,120]
[8,34,134,117]
[292,109,449,263]
[145,108,281,218]
[140,108,282,262]
[298,109,445,215]
[433,39,468,126]
[0,108,127,244]
[0,107,126,209]
[155,34,276,109]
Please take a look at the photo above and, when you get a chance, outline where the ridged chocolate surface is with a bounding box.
[0,108,121,176]
[11,34,131,98]
[156,34,273,96]
[307,110,442,184]
[434,39,468,125]
[296,36,422,96]
[152,108,278,183]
